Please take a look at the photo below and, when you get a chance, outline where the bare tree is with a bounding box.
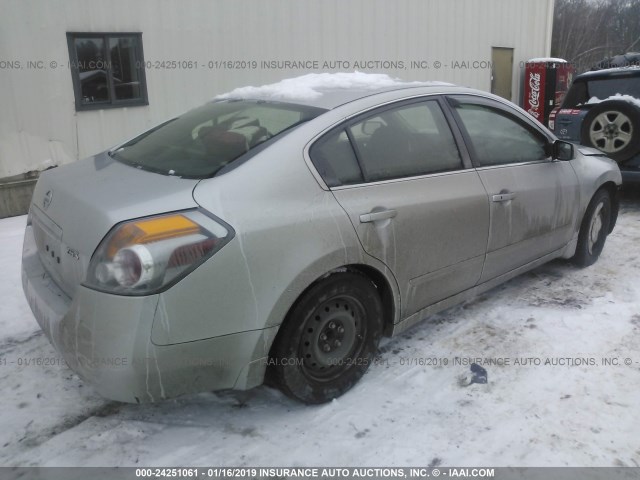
[552,0,640,72]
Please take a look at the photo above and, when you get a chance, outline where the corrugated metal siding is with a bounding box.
[0,0,554,178]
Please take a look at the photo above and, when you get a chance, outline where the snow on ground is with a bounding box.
[0,215,38,341]
[2,194,640,467]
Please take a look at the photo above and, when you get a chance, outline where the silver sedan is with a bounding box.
[22,75,621,404]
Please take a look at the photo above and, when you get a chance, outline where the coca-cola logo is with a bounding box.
[527,72,541,118]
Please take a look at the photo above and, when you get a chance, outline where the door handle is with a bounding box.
[491,192,516,202]
[359,209,397,223]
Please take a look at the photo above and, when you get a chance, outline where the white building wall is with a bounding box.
[0,0,554,178]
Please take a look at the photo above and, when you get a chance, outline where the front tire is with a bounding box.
[573,189,612,267]
[269,273,383,404]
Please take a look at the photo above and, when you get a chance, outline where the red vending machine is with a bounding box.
[522,59,574,127]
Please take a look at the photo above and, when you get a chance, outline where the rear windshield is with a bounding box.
[563,76,640,108]
[109,100,326,178]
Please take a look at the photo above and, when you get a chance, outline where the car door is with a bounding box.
[446,95,580,282]
[309,98,490,318]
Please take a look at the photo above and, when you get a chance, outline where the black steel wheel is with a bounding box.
[572,189,612,267]
[269,272,383,404]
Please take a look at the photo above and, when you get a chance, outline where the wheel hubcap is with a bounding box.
[588,202,604,255]
[318,320,348,352]
[300,295,365,380]
[589,111,633,153]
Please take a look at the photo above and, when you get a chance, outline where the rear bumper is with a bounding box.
[21,224,276,403]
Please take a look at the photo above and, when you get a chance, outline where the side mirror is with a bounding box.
[552,140,574,161]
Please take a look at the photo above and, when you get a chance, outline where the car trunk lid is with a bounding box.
[29,153,201,298]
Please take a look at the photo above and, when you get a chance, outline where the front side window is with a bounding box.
[110,100,325,178]
[452,102,547,166]
[563,76,640,108]
[67,33,148,110]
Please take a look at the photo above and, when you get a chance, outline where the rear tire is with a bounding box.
[269,273,383,404]
[580,100,640,162]
[572,189,612,267]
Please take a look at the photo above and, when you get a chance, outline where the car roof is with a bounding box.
[576,66,640,81]
[213,73,457,109]
[277,84,455,109]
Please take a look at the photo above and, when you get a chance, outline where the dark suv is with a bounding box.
[550,67,640,183]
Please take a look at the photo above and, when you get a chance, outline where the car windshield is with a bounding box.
[109,100,326,178]
[563,76,640,108]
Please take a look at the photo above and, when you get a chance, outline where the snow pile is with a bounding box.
[0,215,34,339]
[587,94,640,109]
[216,72,451,101]
[527,57,568,64]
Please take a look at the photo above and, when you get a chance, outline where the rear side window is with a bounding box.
[563,76,640,108]
[110,100,325,178]
[562,81,588,108]
[588,77,640,100]
[309,130,363,187]
[349,101,462,182]
[453,103,547,166]
[310,100,463,187]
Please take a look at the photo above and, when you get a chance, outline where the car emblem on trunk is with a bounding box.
[66,248,80,260]
[43,190,53,210]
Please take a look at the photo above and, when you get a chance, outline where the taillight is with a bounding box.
[548,109,558,131]
[85,210,232,295]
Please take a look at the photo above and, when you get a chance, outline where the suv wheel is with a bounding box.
[580,100,640,162]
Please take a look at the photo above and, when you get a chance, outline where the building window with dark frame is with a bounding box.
[67,32,148,111]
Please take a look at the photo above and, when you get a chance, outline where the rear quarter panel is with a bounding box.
[152,118,399,346]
